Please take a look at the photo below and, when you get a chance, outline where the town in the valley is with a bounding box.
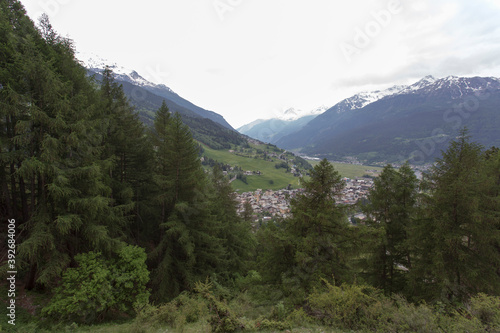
[236,177,374,223]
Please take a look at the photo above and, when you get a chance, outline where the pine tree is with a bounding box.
[209,164,255,280]
[362,163,419,295]
[149,112,224,301]
[410,129,500,301]
[0,5,126,289]
[96,66,156,242]
[282,159,355,292]
[150,100,171,227]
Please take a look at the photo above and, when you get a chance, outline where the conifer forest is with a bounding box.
[1,1,500,332]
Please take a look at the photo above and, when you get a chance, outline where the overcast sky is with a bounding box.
[20,0,500,128]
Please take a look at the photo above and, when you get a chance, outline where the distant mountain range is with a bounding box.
[79,53,246,149]
[237,106,327,144]
[275,75,500,164]
[79,55,500,164]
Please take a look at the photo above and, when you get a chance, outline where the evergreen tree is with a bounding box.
[150,100,171,228]
[149,112,223,301]
[0,7,126,289]
[362,163,419,295]
[96,66,155,242]
[209,164,255,280]
[282,159,355,292]
[410,129,500,302]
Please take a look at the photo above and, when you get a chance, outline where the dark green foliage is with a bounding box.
[42,245,150,323]
[362,162,419,295]
[210,165,256,280]
[148,111,225,302]
[410,129,500,302]
[0,3,129,289]
[283,159,356,290]
[5,3,500,332]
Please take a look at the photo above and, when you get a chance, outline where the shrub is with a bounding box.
[307,279,381,330]
[469,293,500,330]
[234,270,262,292]
[256,318,291,331]
[42,245,150,323]
[286,307,313,326]
[195,279,244,333]
[135,292,208,330]
[380,296,439,333]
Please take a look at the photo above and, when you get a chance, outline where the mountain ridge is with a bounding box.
[237,106,327,144]
[78,52,235,130]
[275,75,500,164]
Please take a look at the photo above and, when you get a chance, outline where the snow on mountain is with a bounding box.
[276,106,328,121]
[76,51,174,92]
[397,75,500,99]
[330,84,407,114]
[328,74,500,116]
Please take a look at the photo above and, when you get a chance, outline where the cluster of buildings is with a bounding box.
[235,177,375,221]
[236,188,302,220]
[339,178,374,205]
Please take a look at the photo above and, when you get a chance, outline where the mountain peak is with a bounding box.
[77,51,174,91]
[276,106,327,121]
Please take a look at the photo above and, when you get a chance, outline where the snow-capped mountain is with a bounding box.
[326,75,500,116]
[77,52,234,130]
[398,75,500,99]
[238,106,328,144]
[276,106,328,121]
[77,52,174,92]
[276,75,500,163]
[329,84,407,114]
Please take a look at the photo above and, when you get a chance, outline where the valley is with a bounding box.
[200,142,310,192]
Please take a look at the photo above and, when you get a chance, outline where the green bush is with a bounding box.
[379,296,439,333]
[469,293,500,330]
[307,279,381,330]
[42,245,150,324]
[255,318,291,331]
[195,279,244,333]
[234,270,262,292]
[286,307,313,326]
[135,292,208,331]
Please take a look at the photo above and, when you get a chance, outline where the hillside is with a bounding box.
[200,142,312,192]
[277,76,500,164]
[84,60,246,150]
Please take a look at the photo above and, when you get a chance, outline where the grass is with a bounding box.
[309,160,382,179]
[202,145,303,192]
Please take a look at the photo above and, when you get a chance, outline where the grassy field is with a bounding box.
[202,143,383,192]
[309,160,383,179]
[202,145,303,192]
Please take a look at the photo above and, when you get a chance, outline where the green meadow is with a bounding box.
[201,145,304,192]
[309,160,382,179]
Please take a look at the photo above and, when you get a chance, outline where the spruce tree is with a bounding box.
[209,164,255,280]
[410,129,500,301]
[149,112,223,301]
[283,159,354,292]
[362,163,419,295]
[0,5,126,289]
